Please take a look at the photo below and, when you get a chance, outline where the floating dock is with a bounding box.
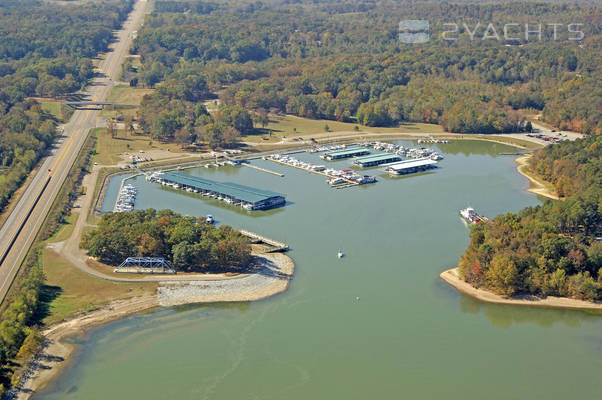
[241,162,284,177]
[382,158,438,175]
[239,230,289,252]
[353,153,402,168]
[148,171,285,210]
[321,147,370,160]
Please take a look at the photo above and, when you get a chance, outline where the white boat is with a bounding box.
[338,250,344,258]
[206,214,214,224]
[460,206,483,224]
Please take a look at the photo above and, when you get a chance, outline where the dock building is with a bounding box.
[353,153,402,167]
[149,171,285,210]
[382,158,438,175]
[321,147,370,160]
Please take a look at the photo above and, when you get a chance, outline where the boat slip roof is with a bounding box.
[324,147,369,157]
[159,172,284,203]
[353,153,402,163]
[383,158,438,171]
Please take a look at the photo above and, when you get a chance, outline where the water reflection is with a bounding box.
[459,294,601,328]
[436,140,520,156]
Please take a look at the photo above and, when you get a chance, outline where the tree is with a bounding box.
[107,119,117,139]
[485,254,520,296]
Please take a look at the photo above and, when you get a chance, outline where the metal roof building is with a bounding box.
[382,158,438,175]
[321,147,370,160]
[353,153,402,167]
[153,172,285,210]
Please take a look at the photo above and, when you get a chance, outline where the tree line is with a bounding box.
[81,209,252,272]
[0,0,134,216]
[459,134,601,300]
[130,0,600,136]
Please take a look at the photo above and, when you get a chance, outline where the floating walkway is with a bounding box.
[241,162,284,177]
[239,230,289,252]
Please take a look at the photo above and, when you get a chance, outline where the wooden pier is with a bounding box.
[241,162,284,177]
[239,230,289,252]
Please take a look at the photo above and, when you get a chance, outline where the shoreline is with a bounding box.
[16,252,295,399]
[514,153,560,200]
[440,267,602,311]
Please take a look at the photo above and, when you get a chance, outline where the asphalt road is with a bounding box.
[0,0,148,304]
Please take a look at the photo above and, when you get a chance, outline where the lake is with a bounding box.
[36,140,602,400]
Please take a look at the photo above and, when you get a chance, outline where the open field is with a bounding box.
[245,114,443,143]
[42,247,156,325]
[93,128,175,165]
[39,100,64,121]
[99,85,153,119]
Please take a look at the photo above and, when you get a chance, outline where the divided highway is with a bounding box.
[0,0,148,304]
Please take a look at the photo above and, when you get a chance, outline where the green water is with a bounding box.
[36,141,601,400]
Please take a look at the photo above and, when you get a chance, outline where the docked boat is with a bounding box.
[460,206,485,224]
[338,250,344,258]
[206,214,215,224]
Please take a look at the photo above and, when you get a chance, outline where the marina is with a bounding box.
[267,154,377,187]
[58,140,601,400]
[146,171,286,210]
[113,181,137,212]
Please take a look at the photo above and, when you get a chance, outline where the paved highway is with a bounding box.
[0,0,148,304]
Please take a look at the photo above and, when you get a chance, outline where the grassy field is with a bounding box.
[38,100,68,122]
[99,85,154,119]
[93,128,173,165]
[42,248,156,325]
[245,114,444,143]
[477,135,541,150]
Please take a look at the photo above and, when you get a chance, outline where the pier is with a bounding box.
[241,162,284,177]
[239,230,289,252]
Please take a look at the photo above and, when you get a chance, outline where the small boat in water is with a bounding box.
[338,250,344,258]
[460,206,488,224]
[206,214,215,224]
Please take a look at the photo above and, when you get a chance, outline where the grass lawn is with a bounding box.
[480,135,541,150]
[39,100,65,122]
[245,114,443,143]
[42,248,156,325]
[99,85,154,119]
[93,128,173,165]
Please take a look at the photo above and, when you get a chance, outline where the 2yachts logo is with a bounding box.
[399,20,585,43]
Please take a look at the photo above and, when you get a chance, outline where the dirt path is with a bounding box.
[440,268,602,311]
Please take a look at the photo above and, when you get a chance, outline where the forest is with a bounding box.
[128,0,601,143]
[0,0,134,215]
[81,209,252,272]
[459,134,601,301]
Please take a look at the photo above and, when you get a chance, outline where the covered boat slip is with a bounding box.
[152,171,286,210]
[321,147,370,160]
[353,153,402,167]
[382,158,438,175]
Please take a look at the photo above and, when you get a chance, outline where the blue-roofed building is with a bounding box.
[148,171,286,210]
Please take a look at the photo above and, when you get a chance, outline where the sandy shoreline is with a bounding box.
[15,252,295,399]
[514,153,560,200]
[440,267,602,311]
